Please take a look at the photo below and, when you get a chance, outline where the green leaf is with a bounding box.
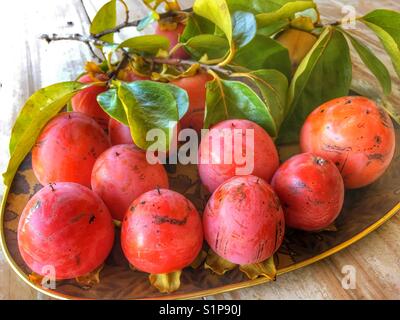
[116,81,188,150]
[256,1,316,28]
[257,19,289,37]
[233,35,291,79]
[193,0,232,44]
[279,27,352,144]
[193,0,233,64]
[180,14,216,42]
[90,0,117,42]
[204,76,277,137]
[362,10,400,45]
[184,34,229,60]
[340,29,391,95]
[4,82,87,185]
[232,11,257,48]
[227,0,298,14]
[97,88,128,125]
[118,35,170,55]
[360,18,400,78]
[232,70,289,130]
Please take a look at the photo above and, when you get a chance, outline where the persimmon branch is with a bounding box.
[92,8,192,39]
[145,57,233,77]
[39,33,232,77]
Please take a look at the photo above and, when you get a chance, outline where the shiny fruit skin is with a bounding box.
[18,182,114,279]
[203,175,285,265]
[155,23,189,59]
[300,96,395,189]
[32,112,111,188]
[198,119,279,193]
[171,72,212,132]
[121,189,203,274]
[108,118,135,145]
[271,153,344,231]
[71,74,109,129]
[91,145,169,221]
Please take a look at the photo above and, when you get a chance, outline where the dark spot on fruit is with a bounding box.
[68,114,72,119]
[320,109,325,113]
[115,152,120,157]
[130,205,136,212]
[75,255,81,266]
[335,161,340,167]
[322,144,352,154]
[153,214,188,225]
[357,122,365,128]
[70,212,85,223]
[314,156,327,166]
[89,214,96,224]
[374,135,382,144]
[156,186,161,195]
[367,153,384,162]
[366,109,370,114]
[140,201,146,205]
[344,99,352,105]
[124,216,128,222]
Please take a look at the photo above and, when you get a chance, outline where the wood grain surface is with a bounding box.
[0,0,399,300]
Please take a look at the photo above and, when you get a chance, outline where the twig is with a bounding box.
[145,57,233,76]
[40,33,107,47]
[86,43,103,63]
[80,0,92,24]
[92,8,192,39]
[39,33,232,76]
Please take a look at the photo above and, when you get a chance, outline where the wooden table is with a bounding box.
[0,0,399,300]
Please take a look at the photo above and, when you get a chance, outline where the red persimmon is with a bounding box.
[71,74,109,129]
[198,119,279,193]
[91,145,169,221]
[18,182,114,279]
[300,96,395,189]
[32,112,111,188]
[271,153,344,231]
[121,189,203,274]
[203,175,285,265]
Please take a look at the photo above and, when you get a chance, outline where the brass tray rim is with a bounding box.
[1,181,399,300]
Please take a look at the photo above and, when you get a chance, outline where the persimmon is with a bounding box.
[155,22,188,59]
[203,175,285,265]
[271,153,344,231]
[171,72,212,132]
[198,119,279,193]
[32,112,111,188]
[71,74,109,129]
[300,96,395,189]
[18,182,114,279]
[91,145,169,221]
[121,189,203,274]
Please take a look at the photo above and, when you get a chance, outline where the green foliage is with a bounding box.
[233,35,291,79]
[360,10,400,78]
[4,82,88,185]
[118,35,170,55]
[90,0,117,42]
[6,0,400,190]
[278,27,352,144]
[340,29,391,95]
[100,81,188,150]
